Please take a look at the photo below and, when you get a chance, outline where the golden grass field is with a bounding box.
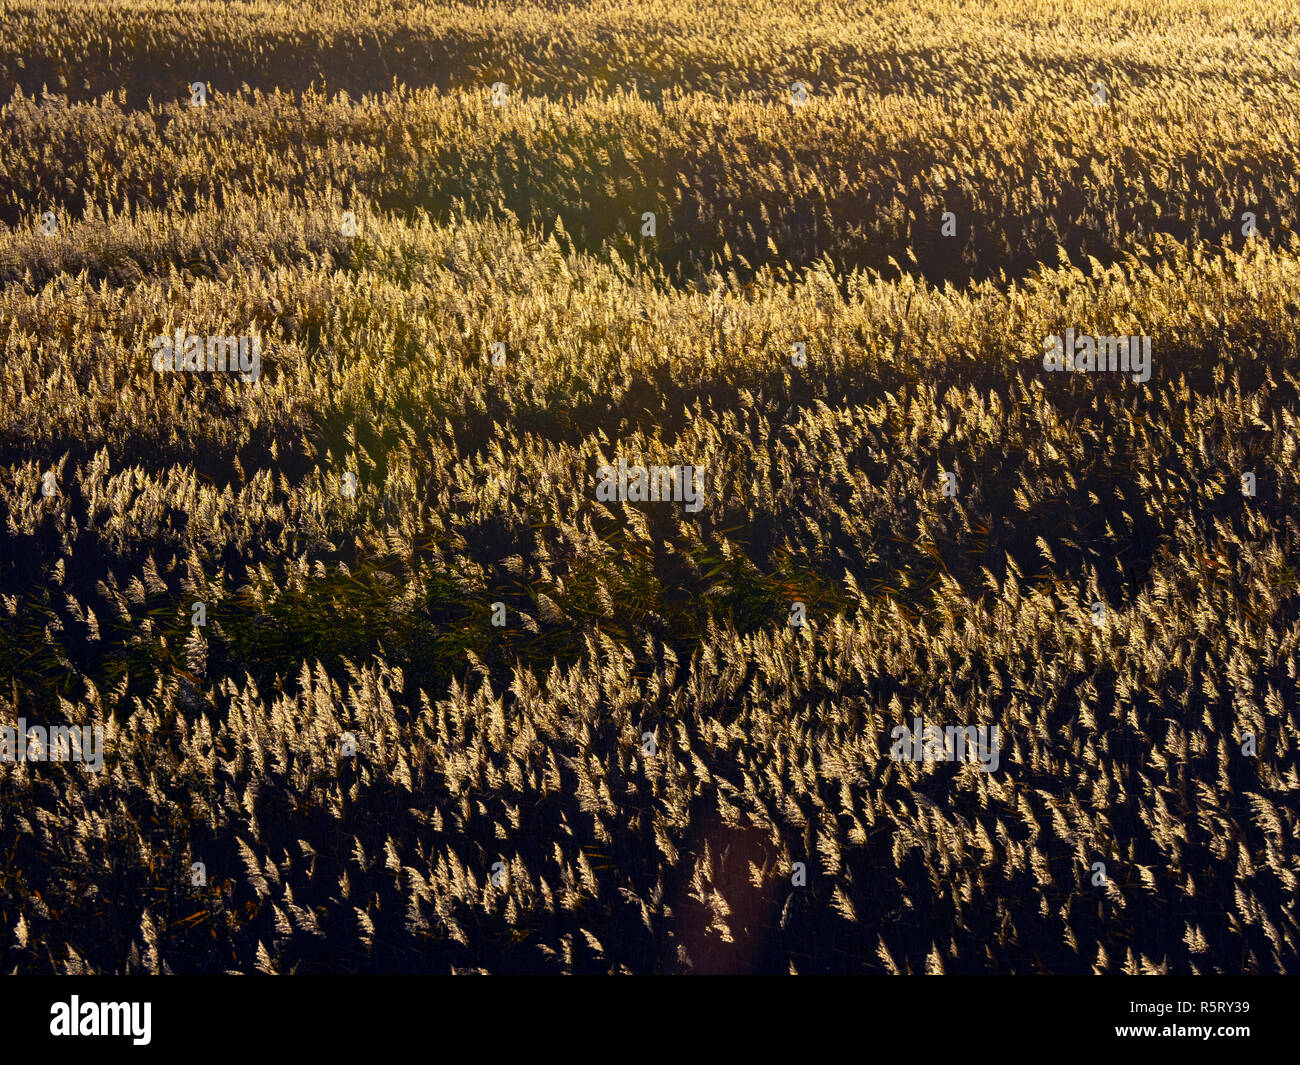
[0,0,1297,973]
